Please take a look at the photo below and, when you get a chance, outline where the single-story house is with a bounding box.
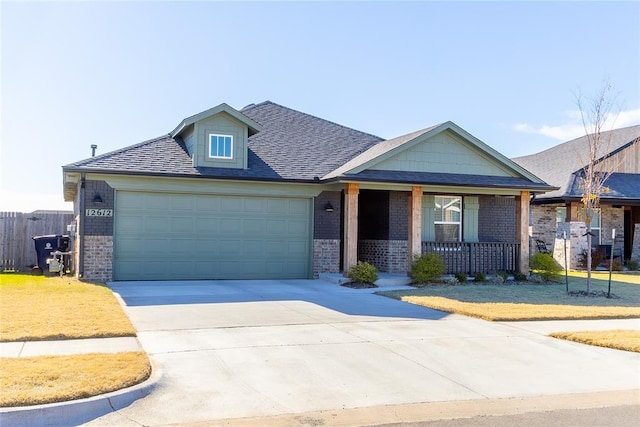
[62,101,554,282]
[513,125,640,268]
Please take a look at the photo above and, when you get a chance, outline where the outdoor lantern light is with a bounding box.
[324,202,334,212]
[92,193,103,203]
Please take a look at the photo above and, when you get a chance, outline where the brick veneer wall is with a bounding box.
[83,235,113,282]
[81,180,115,280]
[478,196,516,242]
[358,239,408,274]
[313,239,340,278]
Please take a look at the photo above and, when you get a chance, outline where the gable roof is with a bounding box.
[323,121,544,184]
[63,101,554,195]
[170,103,262,137]
[512,124,640,200]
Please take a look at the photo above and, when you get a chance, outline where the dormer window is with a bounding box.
[209,134,233,159]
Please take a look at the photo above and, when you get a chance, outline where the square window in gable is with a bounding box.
[209,134,233,159]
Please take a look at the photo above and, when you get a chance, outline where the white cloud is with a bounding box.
[513,108,640,141]
[0,190,73,213]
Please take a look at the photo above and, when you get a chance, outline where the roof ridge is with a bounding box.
[244,100,385,141]
[64,134,172,167]
[514,123,640,160]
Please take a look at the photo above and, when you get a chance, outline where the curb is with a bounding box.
[0,360,162,427]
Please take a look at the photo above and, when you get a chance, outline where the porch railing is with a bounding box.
[421,241,520,274]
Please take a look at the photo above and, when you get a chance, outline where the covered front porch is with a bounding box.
[314,183,531,277]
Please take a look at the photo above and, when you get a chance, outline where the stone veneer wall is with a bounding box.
[83,235,113,282]
[313,239,340,278]
[553,222,588,270]
[632,224,640,262]
[530,204,562,249]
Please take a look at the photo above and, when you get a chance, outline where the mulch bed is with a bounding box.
[341,282,378,289]
[568,290,620,299]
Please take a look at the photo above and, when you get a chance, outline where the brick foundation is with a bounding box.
[313,239,340,278]
[83,235,113,282]
[358,239,408,274]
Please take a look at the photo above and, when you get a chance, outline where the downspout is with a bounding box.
[79,173,86,278]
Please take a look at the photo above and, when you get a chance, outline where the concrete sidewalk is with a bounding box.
[0,337,142,358]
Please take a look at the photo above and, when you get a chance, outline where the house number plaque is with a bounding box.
[85,209,113,217]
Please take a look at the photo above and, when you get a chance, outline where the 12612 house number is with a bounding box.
[85,209,113,217]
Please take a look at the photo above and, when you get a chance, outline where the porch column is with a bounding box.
[343,183,359,274]
[566,201,579,221]
[516,191,530,274]
[408,186,423,271]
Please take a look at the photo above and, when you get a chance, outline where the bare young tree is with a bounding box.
[575,82,618,293]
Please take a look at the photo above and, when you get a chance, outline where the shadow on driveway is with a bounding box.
[108,279,449,321]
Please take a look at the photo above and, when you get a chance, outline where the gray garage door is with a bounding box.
[113,191,312,280]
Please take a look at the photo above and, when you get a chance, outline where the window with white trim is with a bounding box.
[434,196,462,242]
[209,134,233,159]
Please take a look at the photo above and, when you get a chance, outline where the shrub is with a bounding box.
[626,259,639,271]
[578,248,605,269]
[491,275,504,285]
[445,276,459,285]
[347,261,378,284]
[529,252,563,281]
[513,272,528,282]
[603,259,624,271]
[411,252,446,284]
[454,271,468,283]
[497,271,509,281]
[473,272,486,282]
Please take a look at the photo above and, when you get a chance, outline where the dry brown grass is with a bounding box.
[549,330,640,353]
[0,352,151,407]
[0,274,136,341]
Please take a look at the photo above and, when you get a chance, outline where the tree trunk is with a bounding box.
[586,223,592,293]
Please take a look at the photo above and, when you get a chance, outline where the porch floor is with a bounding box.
[319,272,412,287]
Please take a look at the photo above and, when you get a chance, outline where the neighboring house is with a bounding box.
[62,101,554,282]
[513,125,640,268]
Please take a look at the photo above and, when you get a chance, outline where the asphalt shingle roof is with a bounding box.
[512,125,640,200]
[64,100,554,192]
[566,172,640,201]
[65,101,383,181]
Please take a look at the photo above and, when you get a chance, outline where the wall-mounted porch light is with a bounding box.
[92,193,103,203]
[324,202,334,212]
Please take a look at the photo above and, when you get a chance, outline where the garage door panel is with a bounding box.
[114,192,311,280]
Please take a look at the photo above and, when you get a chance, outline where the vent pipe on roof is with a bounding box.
[91,144,97,157]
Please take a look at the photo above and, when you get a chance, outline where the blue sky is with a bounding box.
[2,1,639,212]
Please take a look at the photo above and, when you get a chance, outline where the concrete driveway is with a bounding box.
[88,279,640,425]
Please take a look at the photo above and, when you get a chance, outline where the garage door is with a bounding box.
[113,191,312,280]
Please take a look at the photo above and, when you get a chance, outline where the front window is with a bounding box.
[209,134,233,159]
[434,196,461,242]
[556,207,566,224]
[579,208,601,246]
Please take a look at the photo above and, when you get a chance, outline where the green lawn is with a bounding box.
[377,272,640,321]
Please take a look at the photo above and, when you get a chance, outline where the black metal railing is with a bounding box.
[421,241,520,274]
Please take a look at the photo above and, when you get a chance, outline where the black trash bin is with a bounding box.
[32,235,70,275]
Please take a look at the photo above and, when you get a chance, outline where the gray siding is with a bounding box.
[194,112,248,169]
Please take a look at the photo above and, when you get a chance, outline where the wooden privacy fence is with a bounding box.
[0,211,74,272]
[422,241,520,274]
